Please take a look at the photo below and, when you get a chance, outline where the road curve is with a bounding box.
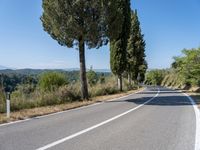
[0,87,197,150]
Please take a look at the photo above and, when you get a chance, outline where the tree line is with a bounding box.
[41,0,147,99]
[0,70,110,93]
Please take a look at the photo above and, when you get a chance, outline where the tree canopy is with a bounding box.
[41,0,109,49]
[172,48,200,86]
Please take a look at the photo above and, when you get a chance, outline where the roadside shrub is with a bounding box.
[89,83,118,97]
[87,69,98,86]
[39,72,68,91]
[89,76,119,97]
[0,88,5,113]
[99,73,105,84]
[9,83,82,111]
[56,84,81,102]
[2,74,136,112]
[15,84,35,95]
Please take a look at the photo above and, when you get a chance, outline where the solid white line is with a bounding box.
[36,88,160,150]
[0,118,31,127]
[183,93,200,150]
[0,88,146,128]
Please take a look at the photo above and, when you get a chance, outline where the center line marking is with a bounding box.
[36,88,160,150]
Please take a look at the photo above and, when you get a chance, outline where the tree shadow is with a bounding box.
[105,94,200,106]
[138,91,181,95]
[188,95,200,106]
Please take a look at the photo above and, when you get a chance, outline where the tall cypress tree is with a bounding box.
[127,10,147,84]
[41,0,109,99]
[110,0,131,91]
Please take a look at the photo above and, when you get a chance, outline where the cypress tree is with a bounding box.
[110,0,131,91]
[41,0,109,99]
[127,10,147,84]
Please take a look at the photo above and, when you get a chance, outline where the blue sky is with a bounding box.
[0,0,200,69]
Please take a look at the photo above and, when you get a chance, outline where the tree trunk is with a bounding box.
[128,73,132,87]
[79,39,89,100]
[118,75,123,91]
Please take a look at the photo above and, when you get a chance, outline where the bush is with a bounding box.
[0,88,5,113]
[89,76,119,97]
[99,73,105,84]
[39,72,68,91]
[56,84,81,102]
[87,69,98,86]
[2,74,136,112]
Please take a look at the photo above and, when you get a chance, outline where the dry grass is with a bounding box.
[0,88,143,124]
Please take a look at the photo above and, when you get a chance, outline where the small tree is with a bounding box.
[99,73,105,84]
[87,69,98,86]
[41,0,108,99]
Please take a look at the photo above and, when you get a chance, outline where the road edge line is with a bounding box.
[183,93,200,150]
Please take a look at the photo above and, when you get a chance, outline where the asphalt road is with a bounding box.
[0,86,197,150]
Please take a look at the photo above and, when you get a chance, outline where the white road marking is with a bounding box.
[0,118,31,127]
[183,93,200,150]
[0,88,146,128]
[36,88,160,150]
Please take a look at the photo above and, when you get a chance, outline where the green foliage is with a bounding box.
[39,72,68,91]
[6,75,131,112]
[161,70,183,88]
[110,0,131,91]
[15,84,36,94]
[0,85,5,113]
[87,69,98,86]
[110,0,131,74]
[102,0,124,40]
[41,0,108,49]
[10,83,81,111]
[0,73,38,93]
[89,75,118,97]
[145,70,166,85]
[0,73,139,113]
[127,10,147,82]
[110,40,127,76]
[144,49,200,88]
[172,48,200,86]
[99,73,105,84]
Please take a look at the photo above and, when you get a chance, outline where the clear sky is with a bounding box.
[0,0,200,69]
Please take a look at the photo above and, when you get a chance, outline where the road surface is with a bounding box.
[0,87,198,150]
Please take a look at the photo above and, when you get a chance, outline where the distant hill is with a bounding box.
[93,69,111,72]
[64,68,111,72]
[0,68,111,75]
[0,65,10,70]
[0,69,64,75]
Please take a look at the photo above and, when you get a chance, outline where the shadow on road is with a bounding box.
[105,91,200,106]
